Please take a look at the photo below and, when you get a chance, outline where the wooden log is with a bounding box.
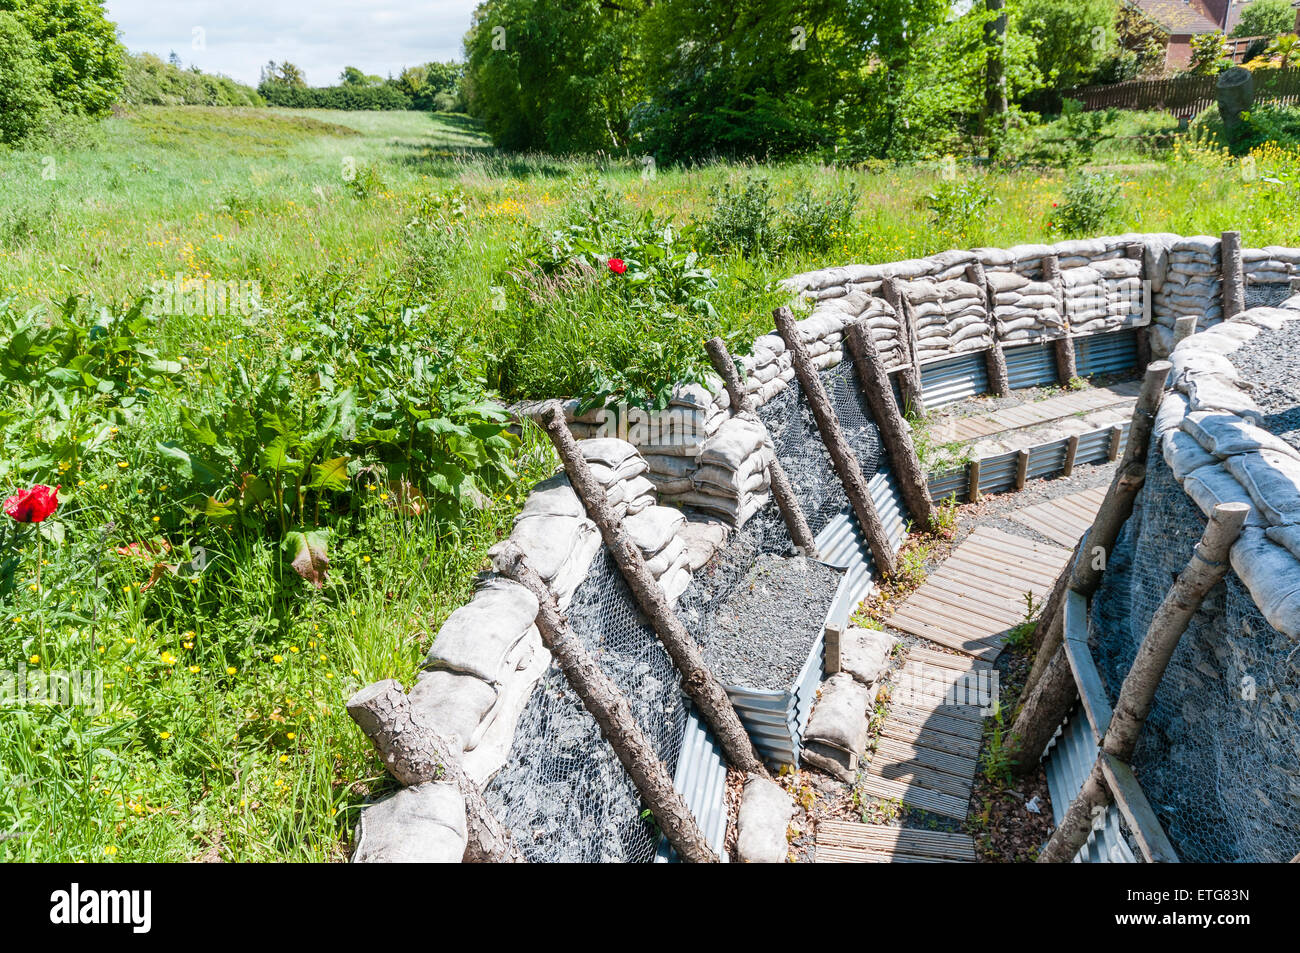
[1015,447,1030,490]
[773,306,898,577]
[1039,757,1108,863]
[881,278,925,414]
[493,542,718,862]
[1107,423,1123,462]
[1023,461,1146,696]
[1104,502,1249,761]
[968,458,982,504]
[844,321,936,533]
[1222,230,1245,320]
[347,680,526,863]
[1062,433,1080,477]
[1044,254,1077,383]
[534,402,769,777]
[1173,315,1198,346]
[966,261,1010,396]
[1004,643,1077,775]
[704,337,819,557]
[824,623,843,676]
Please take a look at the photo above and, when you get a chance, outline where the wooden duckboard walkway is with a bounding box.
[928,380,1140,445]
[884,526,1072,661]
[1010,484,1108,547]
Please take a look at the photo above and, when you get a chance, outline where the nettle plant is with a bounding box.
[0,295,179,480]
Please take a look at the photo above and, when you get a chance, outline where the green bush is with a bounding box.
[697,174,859,258]
[0,0,125,117]
[1051,171,1124,236]
[122,53,264,107]
[922,177,999,241]
[0,12,54,147]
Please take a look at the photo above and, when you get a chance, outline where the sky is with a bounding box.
[104,1,481,87]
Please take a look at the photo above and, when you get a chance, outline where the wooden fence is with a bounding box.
[1069,67,1300,120]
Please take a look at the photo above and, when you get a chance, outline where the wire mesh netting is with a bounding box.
[1246,282,1292,310]
[1089,435,1300,862]
[484,355,885,862]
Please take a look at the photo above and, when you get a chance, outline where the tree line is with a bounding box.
[257,61,466,112]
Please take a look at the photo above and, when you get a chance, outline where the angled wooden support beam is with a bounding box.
[843,321,937,533]
[705,336,818,558]
[773,307,898,578]
[880,277,926,414]
[347,681,526,863]
[966,261,1010,396]
[495,542,718,862]
[533,402,769,778]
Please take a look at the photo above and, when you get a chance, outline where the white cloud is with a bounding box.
[104,0,480,86]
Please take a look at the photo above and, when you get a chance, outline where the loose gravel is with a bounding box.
[1225,320,1300,453]
[702,554,840,690]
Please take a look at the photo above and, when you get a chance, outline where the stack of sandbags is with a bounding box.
[623,504,693,603]
[1053,237,1123,269]
[907,278,992,364]
[676,414,773,528]
[1062,258,1145,336]
[418,576,551,784]
[1007,243,1056,278]
[1152,235,1222,354]
[859,296,907,369]
[987,270,1063,344]
[738,332,797,408]
[1243,245,1300,287]
[578,438,658,520]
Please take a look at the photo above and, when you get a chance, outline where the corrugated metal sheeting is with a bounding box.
[920,353,989,409]
[1043,707,1136,864]
[1076,329,1139,378]
[1004,342,1059,390]
[928,421,1131,502]
[659,469,909,861]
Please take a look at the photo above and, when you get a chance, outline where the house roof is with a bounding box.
[1128,0,1222,34]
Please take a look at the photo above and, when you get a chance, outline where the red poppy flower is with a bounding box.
[3,484,60,523]
[608,258,627,274]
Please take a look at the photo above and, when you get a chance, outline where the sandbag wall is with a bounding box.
[567,234,1300,509]
[1087,296,1300,862]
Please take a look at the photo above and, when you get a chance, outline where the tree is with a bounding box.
[1233,0,1295,38]
[1014,0,1119,90]
[0,12,54,146]
[0,0,124,117]
[1189,31,1230,75]
[340,66,382,86]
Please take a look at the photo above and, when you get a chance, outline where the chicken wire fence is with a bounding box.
[1246,282,1292,310]
[483,357,885,862]
[1089,436,1300,862]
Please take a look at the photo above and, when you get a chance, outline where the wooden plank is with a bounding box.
[1063,590,1113,742]
[881,721,982,758]
[1100,753,1181,864]
[859,775,970,820]
[874,737,979,778]
[888,613,1003,657]
[888,705,986,739]
[903,583,1024,626]
[816,821,977,861]
[909,646,990,673]
[868,760,973,799]
[815,845,951,863]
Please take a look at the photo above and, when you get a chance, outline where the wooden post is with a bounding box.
[1173,315,1198,346]
[1015,447,1030,491]
[494,542,719,862]
[966,261,1010,396]
[1126,243,1152,369]
[1044,254,1077,383]
[534,402,769,778]
[1062,433,1080,477]
[347,681,526,863]
[773,307,898,577]
[968,458,982,503]
[1104,502,1249,759]
[843,321,937,533]
[704,337,819,558]
[1222,230,1245,320]
[824,623,843,676]
[1107,423,1123,462]
[1039,502,1247,862]
[881,277,925,414]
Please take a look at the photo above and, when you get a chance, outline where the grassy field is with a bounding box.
[1,107,1298,861]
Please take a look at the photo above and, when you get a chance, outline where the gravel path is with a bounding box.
[702,554,840,690]
[925,371,1135,426]
[952,459,1116,549]
[1225,320,1300,453]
